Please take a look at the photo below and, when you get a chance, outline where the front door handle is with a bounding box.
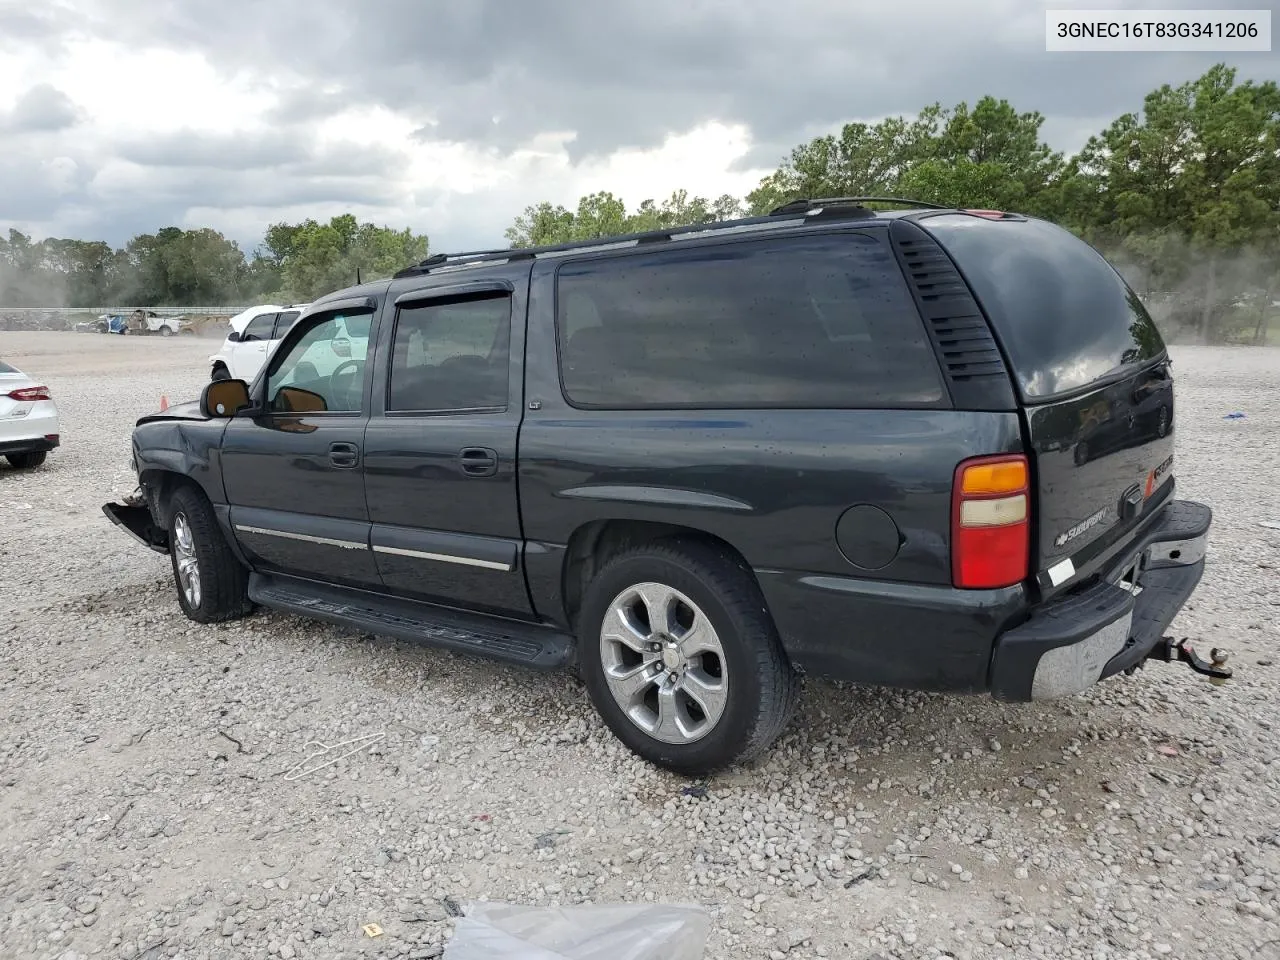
[459,447,498,478]
[329,441,360,468]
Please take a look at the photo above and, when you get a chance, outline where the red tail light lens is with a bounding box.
[952,454,1030,589]
[7,385,51,401]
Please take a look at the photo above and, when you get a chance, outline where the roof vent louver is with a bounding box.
[889,219,1016,411]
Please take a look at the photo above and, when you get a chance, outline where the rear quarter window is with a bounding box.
[555,232,947,409]
[923,215,1166,400]
[0,360,16,374]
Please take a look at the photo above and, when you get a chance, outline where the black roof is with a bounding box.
[393,197,1016,280]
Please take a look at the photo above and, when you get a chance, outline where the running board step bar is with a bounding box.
[248,574,574,669]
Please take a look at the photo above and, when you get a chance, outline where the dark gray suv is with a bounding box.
[104,198,1217,776]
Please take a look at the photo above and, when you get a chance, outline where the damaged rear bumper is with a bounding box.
[102,492,169,554]
[990,499,1211,701]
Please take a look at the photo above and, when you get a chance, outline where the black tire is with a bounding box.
[5,450,47,469]
[577,538,799,776]
[1156,405,1170,437]
[158,325,172,337]
[166,485,252,623]
[1073,440,1089,466]
[211,364,230,382]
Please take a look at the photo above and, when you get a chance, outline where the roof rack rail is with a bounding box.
[392,211,815,279]
[768,196,950,216]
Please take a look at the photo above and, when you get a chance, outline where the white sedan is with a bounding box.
[0,358,60,469]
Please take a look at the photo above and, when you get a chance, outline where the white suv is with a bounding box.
[209,304,309,382]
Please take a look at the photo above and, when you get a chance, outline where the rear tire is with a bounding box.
[211,364,230,382]
[158,325,172,337]
[166,485,252,623]
[577,538,799,776]
[5,451,47,469]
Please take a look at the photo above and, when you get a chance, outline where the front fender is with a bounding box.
[132,418,228,508]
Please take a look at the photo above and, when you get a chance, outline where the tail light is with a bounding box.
[952,454,1030,589]
[7,385,51,401]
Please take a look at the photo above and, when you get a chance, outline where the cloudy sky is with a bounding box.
[1,0,1276,255]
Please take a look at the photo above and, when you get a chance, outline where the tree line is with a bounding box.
[0,214,427,310]
[2,64,1276,342]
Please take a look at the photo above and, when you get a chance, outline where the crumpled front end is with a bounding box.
[102,486,169,553]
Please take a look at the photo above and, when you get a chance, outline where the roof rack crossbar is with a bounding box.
[768,196,951,216]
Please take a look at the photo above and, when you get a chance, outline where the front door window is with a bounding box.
[267,313,373,413]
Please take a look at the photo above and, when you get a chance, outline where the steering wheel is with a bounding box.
[329,359,362,410]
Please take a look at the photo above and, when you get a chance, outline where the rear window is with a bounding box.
[555,232,946,409]
[925,215,1166,400]
[0,360,16,374]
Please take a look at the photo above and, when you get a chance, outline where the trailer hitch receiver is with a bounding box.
[1149,637,1232,685]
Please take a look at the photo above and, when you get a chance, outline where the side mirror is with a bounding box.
[226,331,242,343]
[200,378,251,418]
[274,386,328,413]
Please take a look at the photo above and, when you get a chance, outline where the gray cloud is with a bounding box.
[1,84,81,134]
[4,0,1279,251]
[70,0,1280,163]
[115,129,407,181]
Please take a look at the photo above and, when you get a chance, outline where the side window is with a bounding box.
[387,294,511,412]
[241,313,277,342]
[267,312,373,413]
[555,233,946,409]
[271,310,301,341]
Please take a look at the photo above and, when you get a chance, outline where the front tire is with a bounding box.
[5,451,47,469]
[166,485,252,623]
[578,539,799,776]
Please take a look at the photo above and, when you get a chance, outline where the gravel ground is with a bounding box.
[2,331,1278,960]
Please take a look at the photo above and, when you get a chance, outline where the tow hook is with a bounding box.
[1150,637,1232,685]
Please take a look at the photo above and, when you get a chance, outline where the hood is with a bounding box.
[136,400,205,425]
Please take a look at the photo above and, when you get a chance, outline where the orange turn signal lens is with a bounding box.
[960,459,1028,496]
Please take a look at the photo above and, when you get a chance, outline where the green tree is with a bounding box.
[746,97,1062,215]
[277,216,428,300]
[505,190,747,248]
[1066,64,1280,341]
[505,201,577,247]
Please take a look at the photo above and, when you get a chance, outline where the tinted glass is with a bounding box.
[0,360,16,373]
[271,310,301,340]
[925,215,1166,400]
[555,233,945,409]
[388,295,511,411]
[242,313,277,341]
[267,313,372,413]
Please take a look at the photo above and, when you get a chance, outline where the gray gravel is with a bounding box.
[2,332,1279,960]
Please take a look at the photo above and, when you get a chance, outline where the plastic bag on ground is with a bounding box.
[442,901,710,960]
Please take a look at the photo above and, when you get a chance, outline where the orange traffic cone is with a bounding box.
[159,395,169,411]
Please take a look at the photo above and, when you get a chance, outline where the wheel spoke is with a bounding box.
[633,583,676,636]
[681,669,727,724]
[600,603,651,654]
[653,684,686,742]
[607,661,659,706]
[678,617,721,658]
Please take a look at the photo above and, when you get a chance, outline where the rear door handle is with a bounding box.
[459,447,498,477]
[329,441,360,468]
